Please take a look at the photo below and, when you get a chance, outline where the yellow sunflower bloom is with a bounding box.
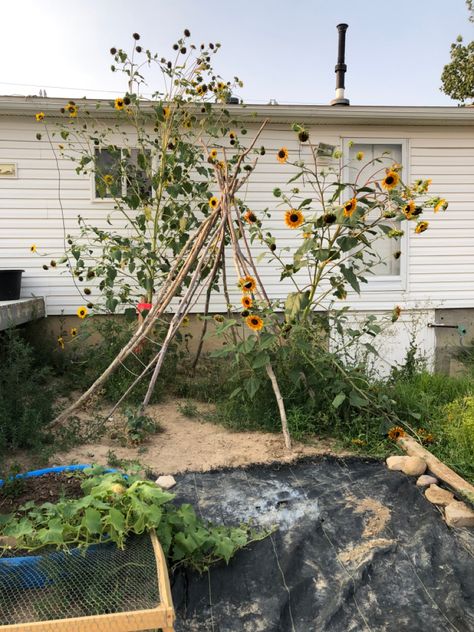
[246,314,264,331]
[239,275,257,293]
[208,196,219,209]
[65,103,78,117]
[70,327,78,337]
[388,426,406,441]
[434,198,448,213]
[403,200,415,219]
[229,130,237,140]
[415,221,429,234]
[77,306,88,319]
[284,209,304,229]
[30,244,37,253]
[57,336,65,350]
[114,97,125,111]
[209,149,218,160]
[277,147,289,164]
[343,198,357,217]
[103,174,114,186]
[241,295,253,309]
[35,112,45,122]
[381,170,400,190]
[244,210,257,224]
[163,106,171,119]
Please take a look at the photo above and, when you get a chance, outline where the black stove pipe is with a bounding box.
[331,23,350,106]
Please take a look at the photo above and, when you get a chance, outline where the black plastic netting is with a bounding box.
[0,532,161,627]
[170,457,474,632]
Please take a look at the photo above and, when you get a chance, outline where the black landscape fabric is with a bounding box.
[170,457,474,632]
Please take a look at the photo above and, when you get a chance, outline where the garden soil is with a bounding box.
[170,457,474,632]
[53,399,343,473]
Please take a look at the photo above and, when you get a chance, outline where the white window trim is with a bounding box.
[342,137,409,293]
[90,148,155,203]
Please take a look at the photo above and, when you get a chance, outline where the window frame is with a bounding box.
[342,137,409,293]
[90,147,154,203]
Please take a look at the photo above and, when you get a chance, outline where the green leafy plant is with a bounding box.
[123,407,160,444]
[0,330,54,454]
[177,401,199,418]
[0,468,267,572]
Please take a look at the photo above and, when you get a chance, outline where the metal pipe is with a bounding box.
[331,23,350,106]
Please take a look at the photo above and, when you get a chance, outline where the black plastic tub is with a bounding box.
[0,269,24,300]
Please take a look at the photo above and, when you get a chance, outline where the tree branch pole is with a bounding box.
[265,363,292,450]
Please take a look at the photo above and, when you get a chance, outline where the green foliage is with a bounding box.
[0,468,267,572]
[177,401,200,418]
[441,36,474,103]
[123,407,161,444]
[0,330,54,454]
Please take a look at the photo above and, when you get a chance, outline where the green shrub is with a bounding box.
[0,329,54,452]
[437,396,474,482]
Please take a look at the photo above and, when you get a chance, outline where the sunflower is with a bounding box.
[209,149,218,160]
[284,209,304,229]
[402,200,415,219]
[381,170,400,190]
[229,130,237,140]
[163,106,171,119]
[208,196,219,209]
[114,97,125,111]
[343,198,357,217]
[415,221,429,234]
[434,198,448,213]
[35,112,45,122]
[181,316,190,327]
[70,327,78,337]
[241,295,253,309]
[244,210,257,224]
[65,102,78,117]
[246,314,264,331]
[239,275,257,293]
[213,314,225,323]
[298,130,309,142]
[57,336,65,350]
[356,151,364,161]
[277,147,289,164]
[303,232,312,239]
[77,306,88,319]
[30,244,37,253]
[103,174,114,186]
[388,426,406,441]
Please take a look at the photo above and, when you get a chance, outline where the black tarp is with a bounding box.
[170,457,474,632]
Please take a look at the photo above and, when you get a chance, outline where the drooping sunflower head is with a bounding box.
[103,174,114,186]
[65,102,78,117]
[402,200,415,218]
[57,336,65,350]
[114,97,125,111]
[323,213,337,225]
[381,170,400,190]
[244,210,257,224]
[343,198,357,217]
[241,295,253,309]
[388,426,406,441]
[298,130,309,143]
[35,112,45,122]
[246,314,264,331]
[30,244,37,253]
[284,209,304,229]
[434,198,448,213]
[415,221,429,234]
[77,306,88,319]
[208,196,219,209]
[239,275,257,293]
[70,327,78,337]
[209,149,218,160]
[163,106,171,119]
[277,147,289,164]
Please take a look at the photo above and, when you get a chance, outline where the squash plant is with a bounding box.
[0,468,267,572]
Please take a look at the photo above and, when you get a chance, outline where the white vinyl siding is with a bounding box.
[1,111,474,315]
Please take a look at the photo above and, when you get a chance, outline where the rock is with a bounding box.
[445,501,474,528]
[416,475,438,487]
[386,455,426,477]
[155,475,176,490]
[425,484,455,506]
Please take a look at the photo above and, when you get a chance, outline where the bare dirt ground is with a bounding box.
[51,398,347,475]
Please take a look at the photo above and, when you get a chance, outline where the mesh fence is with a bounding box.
[0,531,174,631]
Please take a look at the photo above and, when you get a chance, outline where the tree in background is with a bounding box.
[440,1,474,103]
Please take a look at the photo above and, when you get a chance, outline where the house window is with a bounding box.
[347,142,405,278]
[94,148,152,200]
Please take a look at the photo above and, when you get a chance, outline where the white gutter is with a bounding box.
[0,96,472,126]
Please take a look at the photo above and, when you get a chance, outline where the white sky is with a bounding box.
[1,0,473,106]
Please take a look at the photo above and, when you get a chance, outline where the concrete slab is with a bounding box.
[0,297,45,330]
